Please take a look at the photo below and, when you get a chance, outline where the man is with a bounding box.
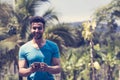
[18,16,61,80]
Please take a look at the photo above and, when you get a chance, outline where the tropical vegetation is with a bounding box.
[0,0,120,80]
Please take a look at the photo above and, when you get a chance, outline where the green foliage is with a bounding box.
[42,8,59,25]
[0,3,14,27]
[0,35,19,79]
[93,0,120,24]
[61,47,91,80]
[1,0,120,80]
[82,20,96,40]
[4,74,18,80]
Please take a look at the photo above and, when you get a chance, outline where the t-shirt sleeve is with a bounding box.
[19,47,26,60]
[52,43,60,58]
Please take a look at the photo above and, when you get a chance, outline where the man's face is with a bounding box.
[31,22,44,40]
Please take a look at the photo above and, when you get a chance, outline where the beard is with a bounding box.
[31,32,43,40]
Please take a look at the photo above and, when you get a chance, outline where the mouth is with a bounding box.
[34,33,42,40]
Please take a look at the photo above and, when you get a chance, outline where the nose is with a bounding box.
[35,28,39,32]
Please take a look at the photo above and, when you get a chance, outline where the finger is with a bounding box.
[31,64,35,68]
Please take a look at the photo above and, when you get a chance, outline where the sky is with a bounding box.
[37,0,112,23]
[1,0,112,23]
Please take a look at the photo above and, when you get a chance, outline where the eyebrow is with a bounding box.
[32,27,43,30]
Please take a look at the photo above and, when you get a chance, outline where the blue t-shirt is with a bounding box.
[19,40,60,80]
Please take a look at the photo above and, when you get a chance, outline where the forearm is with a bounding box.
[47,65,61,74]
[19,67,33,77]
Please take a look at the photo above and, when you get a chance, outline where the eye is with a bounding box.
[33,27,37,30]
[32,27,42,30]
[37,27,42,30]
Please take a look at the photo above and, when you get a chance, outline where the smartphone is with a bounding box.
[34,62,40,68]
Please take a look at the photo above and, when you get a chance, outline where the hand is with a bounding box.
[39,62,48,72]
[30,62,40,72]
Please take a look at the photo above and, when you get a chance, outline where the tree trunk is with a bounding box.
[90,40,95,80]
[73,70,77,80]
[107,64,113,80]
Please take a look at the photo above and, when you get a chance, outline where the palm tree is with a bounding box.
[44,23,82,53]
[0,3,13,27]
[0,35,19,80]
[42,8,59,25]
[13,0,49,39]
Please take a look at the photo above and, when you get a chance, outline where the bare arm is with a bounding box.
[19,58,61,76]
[46,58,61,74]
[18,60,33,77]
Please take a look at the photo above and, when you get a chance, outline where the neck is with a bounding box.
[32,37,43,43]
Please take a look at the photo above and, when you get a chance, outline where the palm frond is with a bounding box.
[42,8,59,23]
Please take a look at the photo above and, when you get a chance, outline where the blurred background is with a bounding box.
[0,0,120,80]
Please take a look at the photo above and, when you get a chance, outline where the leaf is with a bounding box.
[82,20,96,40]
[94,44,100,51]
[93,61,101,70]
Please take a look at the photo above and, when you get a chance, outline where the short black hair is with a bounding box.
[29,16,45,26]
